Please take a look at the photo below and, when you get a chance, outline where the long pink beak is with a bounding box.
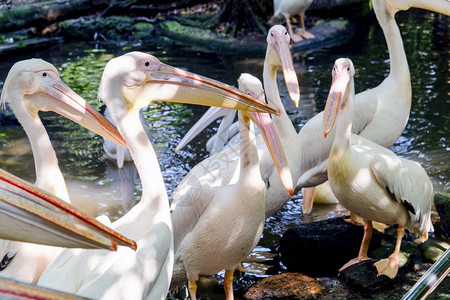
[322,65,351,138]
[0,168,137,251]
[39,79,127,148]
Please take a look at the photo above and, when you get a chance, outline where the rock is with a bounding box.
[434,193,450,238]
[339,259,394,294]
[244,272,325,300]
[421,238,449,262]
[278,217,382,277]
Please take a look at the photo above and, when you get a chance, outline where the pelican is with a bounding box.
[37,52,279,300]
[324,58,432,278]
[269,0,314,43]
[0,167,136,251]
[0,58,134,283]
[298,0,450,215]
[174,25,301,218]
[170,74,292,300]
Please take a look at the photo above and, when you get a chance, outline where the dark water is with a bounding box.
[0,8,448,299]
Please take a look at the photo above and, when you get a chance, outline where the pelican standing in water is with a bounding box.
[0,59,135,283]
[37,52,279,300]
[171,74,292,300]
[324,58,432,278]
[298,0,450,216]
[270,0,315,42]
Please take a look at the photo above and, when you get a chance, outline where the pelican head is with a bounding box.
[322,58,355,138]
[1,59,127,147]
[99,51,280,116]
[266,25,300,106]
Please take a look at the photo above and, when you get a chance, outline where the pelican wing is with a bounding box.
[170,177,215,253]
[371,153,433,234]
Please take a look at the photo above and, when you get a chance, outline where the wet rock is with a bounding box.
[421,238,449,262]
[278,217,383,277]
[434,193,450,238]
[244,272,325,300]
[339,259,394,293]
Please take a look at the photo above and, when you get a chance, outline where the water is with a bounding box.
[0,8,448,299]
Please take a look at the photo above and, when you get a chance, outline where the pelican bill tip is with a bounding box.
[112,240,118,251]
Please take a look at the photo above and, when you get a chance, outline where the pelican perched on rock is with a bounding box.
[269,0,315,42]
[0,58,134,283]
[298,0,450,215]
[175,25,300,218]
[324,58,432,279]
[37,52,278,300]
[170,74,292,300]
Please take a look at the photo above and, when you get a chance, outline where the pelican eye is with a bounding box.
[144,61,150,67]
[42,72,47,77]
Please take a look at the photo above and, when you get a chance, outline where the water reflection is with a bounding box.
[0,7,447,298]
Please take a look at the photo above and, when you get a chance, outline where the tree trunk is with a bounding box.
[0,0,109,33]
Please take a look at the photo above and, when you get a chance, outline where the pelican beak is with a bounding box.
[0,277,83,299]
[0,169,137,251]
[39,79,127,148]
[392,0,450,15]
[322,66,351,138]
[175,106,233,152]
[243,88,293,196]
[125,59,280,115]
[249,110,293,196]
[272,30,300,106]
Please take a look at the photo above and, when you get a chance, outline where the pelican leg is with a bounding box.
[285,17,303,43]
[224,270,234,300]
[374,225,405,279]
[299,14,315,39]
[344,212,388,233]
[302,187,315,214]
[339,220,373,271]
[188,280,197,300]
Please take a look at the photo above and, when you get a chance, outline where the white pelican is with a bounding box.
[37,52,279,300]
[174,25,301,218]
[324,57,432,278]
[270,0,315,42]
[170,74,292,300]
[0,167,135,251]
[0,58,134,283]
[298,0,450,215]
